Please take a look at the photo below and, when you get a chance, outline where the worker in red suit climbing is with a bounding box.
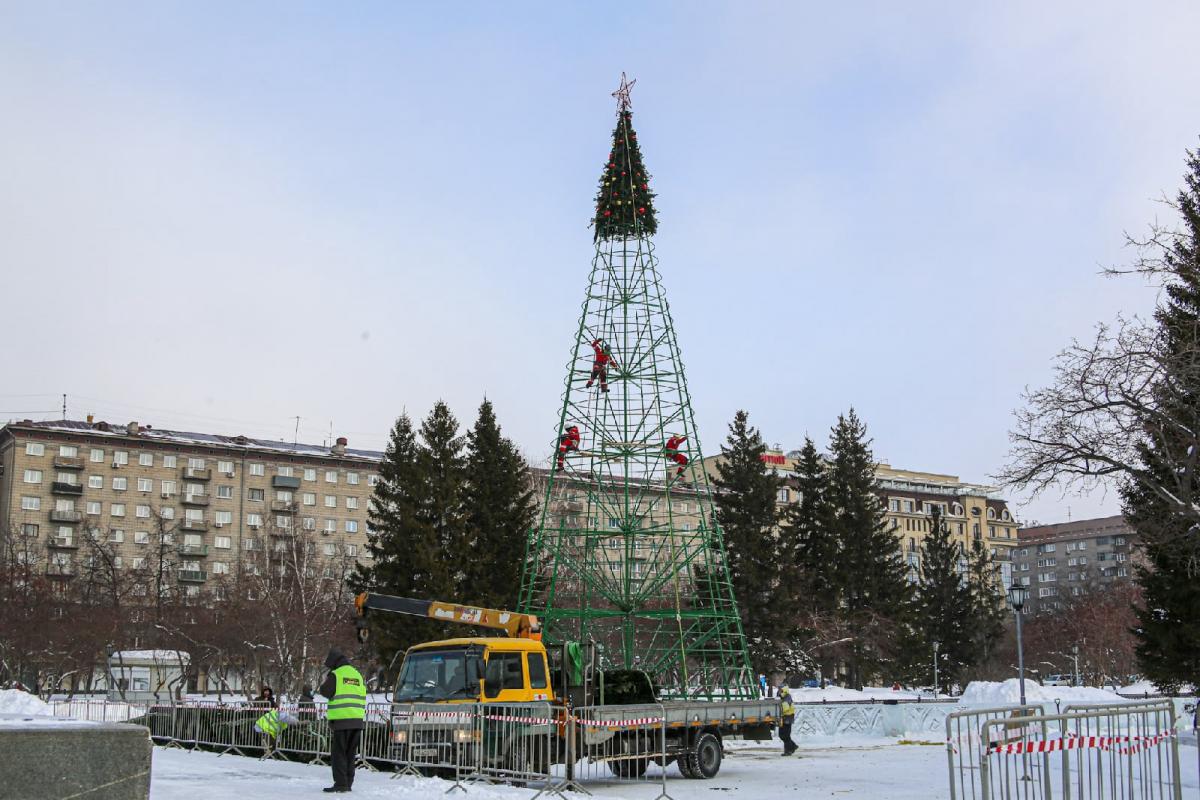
[664,433,688,477]
[557,426,581,471]
[585,338,619,392]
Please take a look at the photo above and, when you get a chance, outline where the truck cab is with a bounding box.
[393,637,555,705]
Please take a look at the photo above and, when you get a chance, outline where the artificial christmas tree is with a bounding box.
[518,76,756,700]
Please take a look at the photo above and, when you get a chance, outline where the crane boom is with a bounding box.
[354,592,542,643]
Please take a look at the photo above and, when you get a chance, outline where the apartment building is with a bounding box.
[701,451,1020,587]
[1011,515,1139,614]
[0,419,383,596]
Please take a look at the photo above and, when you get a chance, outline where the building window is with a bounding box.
[344,543,357,557]
[325,470,338,484]
[113,451,129,466]
[160,506,175,519]
[1115,536,1126,545]
[303,493,316,506]
[323,519,336,533]
[138,452,153,466]
[347,472,360,485]
[346,497,359,510]
[214,536,232,549]
[25,442,45,456]
[986,507,996,519]
[163,455,177,468]
[21,523,39,538]
[23,469,42,484]
[133,531,150,545]
[1117,567,1128,577]
[1039,587,1058,598]
[902,500,914,513]
[276,490,293,503]
[217,460,234,475]
[304,468,316,482]
[248,488,265,502]
[136,505,150,518]
[113,477,127,491]
[777,488,789,502]
[86,501,101,515]
[217,485,233,499]
[131,556,147,569]
[1038,572,1056,582]
[212,561,229,575]
[90,448,105,463]
[325,495,337,508]
[137,477,152,492]
[20,496,41,511]
[59,445,78,458]
[109,529,124,543]
[1037,558,1056,567]
[346,520,358,533]
[275,515,291,528]
[111,503,125,517]
[249,463,265,477]
[278,466,293,477]
[367,474,379,487]
[215,510,233,525]
[302,517,316,530]
[1116,553,1127,562]
[246,513,263,527]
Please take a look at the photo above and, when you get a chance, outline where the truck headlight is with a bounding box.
[453,728,480,743]
[391,730,407,743]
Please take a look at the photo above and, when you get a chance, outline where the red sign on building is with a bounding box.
[760,453,786,465]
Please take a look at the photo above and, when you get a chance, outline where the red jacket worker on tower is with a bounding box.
[664,434,688,477]
[557,426,581,471]
[585,338,618,393]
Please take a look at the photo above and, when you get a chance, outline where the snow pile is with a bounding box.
[960,680,1126,706]
[0,688,51,717]
[1118,679,1195,695]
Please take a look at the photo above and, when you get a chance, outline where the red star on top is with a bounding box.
[611,72,636,111]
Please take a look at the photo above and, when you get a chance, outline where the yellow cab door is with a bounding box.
[482,645,553,703]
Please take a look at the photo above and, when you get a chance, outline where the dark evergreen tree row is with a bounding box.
[353,399,537,675]
[715,408,1004,689]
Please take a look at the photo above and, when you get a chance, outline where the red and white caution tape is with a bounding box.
[988,730,1176,755]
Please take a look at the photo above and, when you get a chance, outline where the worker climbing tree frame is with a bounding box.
[518,75,757,701]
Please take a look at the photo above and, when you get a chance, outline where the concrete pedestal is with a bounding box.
[0,716,152,800]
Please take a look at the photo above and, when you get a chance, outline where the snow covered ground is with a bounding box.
[148,739,956,799]
[959,679,1128,707]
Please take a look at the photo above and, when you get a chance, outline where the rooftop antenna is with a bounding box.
[293,416,301,446]
[1067,505,1072,522]
[62,394,67,421]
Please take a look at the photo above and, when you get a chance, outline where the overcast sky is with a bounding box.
[3,2,1199,525]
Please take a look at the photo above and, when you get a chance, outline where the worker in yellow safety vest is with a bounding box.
[318,647,366,793]
[779,685,797,756]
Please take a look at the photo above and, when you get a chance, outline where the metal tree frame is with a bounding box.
[518,88,755,701]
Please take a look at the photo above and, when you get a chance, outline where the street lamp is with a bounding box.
[932,640,940,699]
[1007,584,1029,707]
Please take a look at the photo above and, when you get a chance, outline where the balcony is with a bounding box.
[178,544,209,557]
[49,510,82,523]
[272,476,301,490]
[53,456,84,470]
[177,570,207,583]
[51,481,84,496]
[183,467,211,481]
[181,519,208,532]
[270,501,295,513]
[268,527,295,537]
[46,563,75,578]
[182,494,210,507]
[47,537,79,550]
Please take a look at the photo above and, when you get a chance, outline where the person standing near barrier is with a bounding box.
[778,686,796,756]
[318,648,366,793]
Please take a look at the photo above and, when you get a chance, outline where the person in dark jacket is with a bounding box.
[318,648,366,793]
[298,684,316,719]
[256,685,277,708]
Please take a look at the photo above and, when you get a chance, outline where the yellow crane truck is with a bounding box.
[355,592,779,779]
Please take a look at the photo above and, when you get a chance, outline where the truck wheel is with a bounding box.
[688,732,722,779]
[677,750,698,779]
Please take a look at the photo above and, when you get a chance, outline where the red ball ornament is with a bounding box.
[603,210,612,217]
[641,183,648,189]
[609,162,615,168]
[638,207,646,214]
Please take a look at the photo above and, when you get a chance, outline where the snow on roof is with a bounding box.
[109,650,191,664]
[9,419,384,462]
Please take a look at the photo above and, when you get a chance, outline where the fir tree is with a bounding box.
[712,410,784,670]
[826,409,912,688]
[416,401,467,602]
[353,413,441,671]
[459,399,537,610]
[1125,148,1200,690]
[785,437,838,610]
[593,107,658,241]
[965,537,1006,672]
[912,508,975,694]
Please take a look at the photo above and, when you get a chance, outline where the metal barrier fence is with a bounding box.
[563,704,671,799]
[969,702,1184,800]
[946,705,1046,800]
